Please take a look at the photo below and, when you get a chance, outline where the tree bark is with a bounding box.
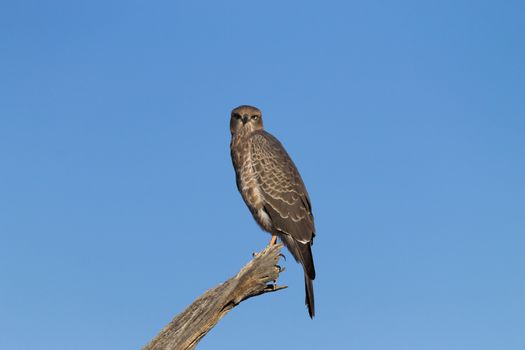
[142,243,286,350]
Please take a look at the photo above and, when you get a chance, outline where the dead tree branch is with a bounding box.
[142,243,286,350]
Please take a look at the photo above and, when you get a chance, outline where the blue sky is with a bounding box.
[1,1,524,349]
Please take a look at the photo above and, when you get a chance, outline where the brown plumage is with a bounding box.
[230,105,316,318]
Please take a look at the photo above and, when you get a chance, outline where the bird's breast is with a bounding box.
[231,134,272,232]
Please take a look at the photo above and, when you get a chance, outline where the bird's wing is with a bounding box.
[250,131,315,243]
[251,130,317,316]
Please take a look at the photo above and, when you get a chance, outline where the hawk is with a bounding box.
[230,105,316,318]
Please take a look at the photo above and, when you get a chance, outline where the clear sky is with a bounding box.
[1,1,524,349]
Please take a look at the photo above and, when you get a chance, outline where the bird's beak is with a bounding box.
[241,115,249,124]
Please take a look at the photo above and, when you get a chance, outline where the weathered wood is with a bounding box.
[142,243,286,350]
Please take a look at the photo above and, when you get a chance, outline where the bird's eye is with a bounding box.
[251,115,259,120]
[233,113,241,119]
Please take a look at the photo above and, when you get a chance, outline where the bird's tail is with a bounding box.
[299,242,315,318]
[281,234,316,318]
[304,274,315,318]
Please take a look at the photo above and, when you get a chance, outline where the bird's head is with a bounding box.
[230,105,263,135]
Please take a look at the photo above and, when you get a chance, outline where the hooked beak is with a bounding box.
[241,115,249,124]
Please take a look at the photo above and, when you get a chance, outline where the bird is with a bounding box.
[229,105,316,318]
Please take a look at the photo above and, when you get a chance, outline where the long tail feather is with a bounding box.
[280,234,316,318]
[305,274,315,318]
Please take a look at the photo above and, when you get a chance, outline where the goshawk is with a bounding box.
[230,105,316,318]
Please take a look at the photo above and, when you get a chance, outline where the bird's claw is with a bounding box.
[275,264,285,273]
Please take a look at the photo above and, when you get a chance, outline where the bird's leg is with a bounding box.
[253,235,278,257]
